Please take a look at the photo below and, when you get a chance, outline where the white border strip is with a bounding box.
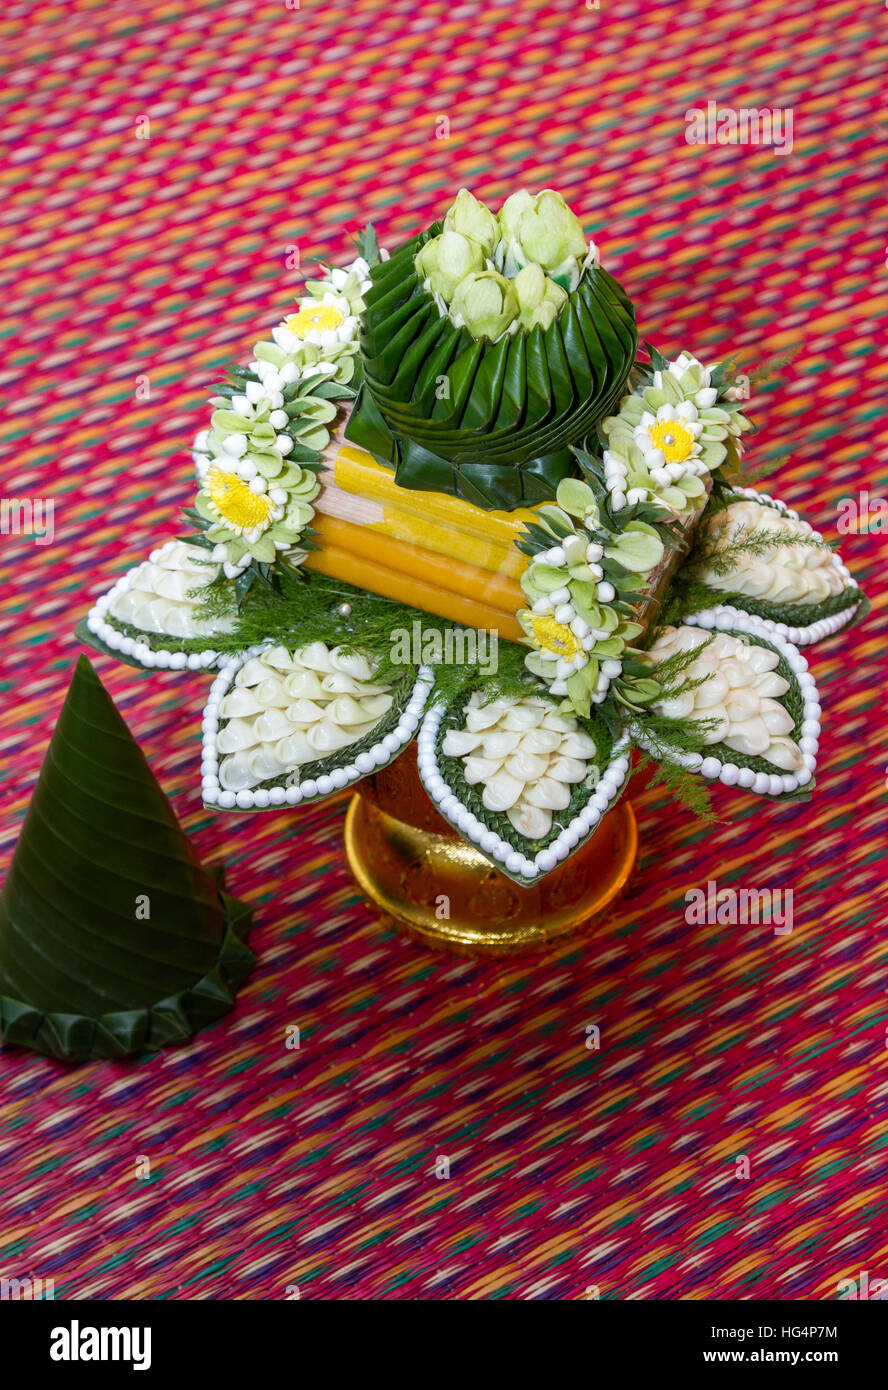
[634,608,820,798]
[201,646,434,810]
[416,699,631,884]
[693,487,861,647]
[86,541,223,672]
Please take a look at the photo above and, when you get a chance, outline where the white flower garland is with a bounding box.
[190,254,377,579]
[633,608,820,797]
[201,645,433,810]
[417,698,631,884]
[690,487,861,646]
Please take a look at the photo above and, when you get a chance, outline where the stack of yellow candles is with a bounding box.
[307,440,532,639]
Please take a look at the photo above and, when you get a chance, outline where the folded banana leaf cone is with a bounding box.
[0,656,255,1062]
[346,216,638,511]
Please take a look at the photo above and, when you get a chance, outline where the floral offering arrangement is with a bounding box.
[81,187,866,886]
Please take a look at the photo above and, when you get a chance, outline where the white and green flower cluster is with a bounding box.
[600,352,754,515]
[414,188,599,342]
[192,255,379,579]
[517,477,665,716]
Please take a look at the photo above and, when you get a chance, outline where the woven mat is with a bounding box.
[0,0,886,1300]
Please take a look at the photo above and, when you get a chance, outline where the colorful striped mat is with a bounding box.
[1,0,886,1300]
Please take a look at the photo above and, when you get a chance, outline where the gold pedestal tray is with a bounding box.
[344,748,638,956]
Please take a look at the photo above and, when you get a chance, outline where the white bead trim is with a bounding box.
[686,598,859,649]
[416,700,632,885]
[201,646,433,810]
[85,541,222,672]
[728,485,801,521]
[634,608,820,798]
[697,487,861,647]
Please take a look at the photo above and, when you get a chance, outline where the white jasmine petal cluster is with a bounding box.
[652,351,719,410]
[633,400,705,488]
[273,291,359,354]
[188,248,385,581]
[441,693,597,840]
[599,350,754,515]
[327,255,374,296]
[108,542,232,640]
[216,643,393,793]
[645,626,803,772]
[248,356,306,401]
[193,428,211,482]
[206,543,249,580]
[696,499,845,605]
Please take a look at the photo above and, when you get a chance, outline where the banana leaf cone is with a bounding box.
[346,223,637,510]
[0,657,255,1062]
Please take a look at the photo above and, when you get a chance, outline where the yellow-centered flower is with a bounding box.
[285,303,345,335]
[646,416,696,463]
[528,613,581,659]
[205,468,274,533]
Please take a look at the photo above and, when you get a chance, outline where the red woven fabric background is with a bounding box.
[0,0,886,1299]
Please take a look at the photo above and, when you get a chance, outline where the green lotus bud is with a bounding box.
[523,190,586,261]
[498,189,535,242]
[513,260,546,306]
[442,188,498,257]
[513,262,568,330]
[415,230,485,301]
[498,189,590,290]
[450,269,518,341]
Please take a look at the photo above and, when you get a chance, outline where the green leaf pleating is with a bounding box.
[344,225,638,509]
[0,657,254,1061]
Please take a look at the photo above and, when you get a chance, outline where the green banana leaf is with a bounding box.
[423,689,623,884]
[0,656,254,1061]
[361,295,434,378]
[395,437,575,508]
[494,328,529,434]
[384,313,456,405]
[345,385,400,465]
[345,235,637,508]
[411,322,476,411]
[448,330,512,433]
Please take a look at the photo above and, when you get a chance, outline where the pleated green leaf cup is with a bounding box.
[0,657,255,1062]
[346,217,638,511]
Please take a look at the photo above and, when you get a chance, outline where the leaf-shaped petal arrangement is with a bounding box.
[82,540,235,671]
[416,688,631,884]
[680,487,865,644]
[633,610,820,798]
[0,657,254,1061]
[202,643,433,810]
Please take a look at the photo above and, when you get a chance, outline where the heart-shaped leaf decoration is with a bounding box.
[683,488,865,645]
[83,540,233,671]
[634,610,819,798]
[416,687,631,884]
[202,643,432,810]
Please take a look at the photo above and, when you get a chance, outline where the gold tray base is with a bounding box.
[344,792,638,957]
